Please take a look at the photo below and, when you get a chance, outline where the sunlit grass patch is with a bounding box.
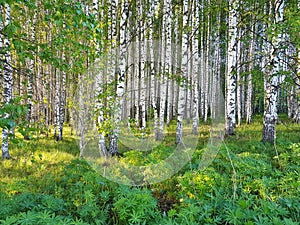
[0,127,79,196]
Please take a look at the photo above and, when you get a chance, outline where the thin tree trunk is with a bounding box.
[225,0,238,136]
[262,0,285,143]
[204,0,210,123]
[236,26,242,126]
[173,14,181,119]
[57,52,66,141]
[157,0,171,140]
[192,0,199,135]
[296,53,300,123]
[296,78,300,123]
[93,0,108,157]
[199,1,205,121]
[54,69,60,139]
[295,0,300,123]
[109,0,128,155]
[246,25,255,124]
[1,4,12,159]
[24,72,33,140]
[148,0,159,139]
[176,0,188,145]
[139,0,146,135]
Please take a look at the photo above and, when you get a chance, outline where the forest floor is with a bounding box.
[0,115,299,224]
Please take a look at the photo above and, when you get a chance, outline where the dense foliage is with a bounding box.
[0,117,299,224]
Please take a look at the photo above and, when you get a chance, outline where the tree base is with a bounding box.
[2,152,11,159]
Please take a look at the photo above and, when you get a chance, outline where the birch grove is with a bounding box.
[1,0,299,158]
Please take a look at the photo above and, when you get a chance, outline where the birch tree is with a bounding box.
[157,0,172,140]
[295,1,300,123]
[149,0,159,139]
[139,0,146,135]
[57,52,66,141]
[192,0,199,135]
[236,26,242,126]
[23,3,36,140]
[225,0,238,136]
[109,0,128,155]
[296,68,300,123]
[262,0,285,143]
[1,4,12,159]
[296,39,300,123]
[54,69,60,139]
[204,0,211,123]
[246,24,255,124]
[176,0,188,145]
[199,0,205,121]
[93,0,108,157]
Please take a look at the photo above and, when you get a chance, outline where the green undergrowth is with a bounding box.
[0,116,299,224]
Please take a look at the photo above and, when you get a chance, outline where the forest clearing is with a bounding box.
[0,0,300,224]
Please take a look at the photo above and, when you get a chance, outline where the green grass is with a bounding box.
[0,116,299,224]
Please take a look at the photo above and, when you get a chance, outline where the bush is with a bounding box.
[113,186,160,224]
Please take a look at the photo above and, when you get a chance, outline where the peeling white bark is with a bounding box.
[262,0,285,143]
[176,0,188,145]
[225,0,238,136]
[246,26,255,124]
[1,4,12,159]
[157,0,172,140]
[192,0,200,135]
[109,0,128,154]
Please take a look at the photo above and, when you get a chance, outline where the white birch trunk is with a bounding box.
[199,0,205,120]
[225,0,238,136]
[211,10,221,120]
[93,0,108,157]
[1,4,12,159]
[23,4,36,139]
[109,0,128,155]
[166,78,173,126]
[149,0,159,139]
[173,14,180,119]
[236,26,242,126]
[57,52,66,141]
[134,40,140,127]
[204,1,210,123]
[24,72,33,140]
[296,81,300,123]
[192,0,199,135]
[262,0,285,143]
[78,75,85,158]
[157,0,171,140]
[294,1,300,123]
[139,0,146,135]
[287,86,296,119]
[54,69,60,139]
[167,6,176,126]
[246,25,255,124]
[106,0,118,153]
[296,49,300,123]
[176,0,188,144]
[186,53,192,123]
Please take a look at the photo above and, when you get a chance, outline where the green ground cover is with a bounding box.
[0,116,299,224]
